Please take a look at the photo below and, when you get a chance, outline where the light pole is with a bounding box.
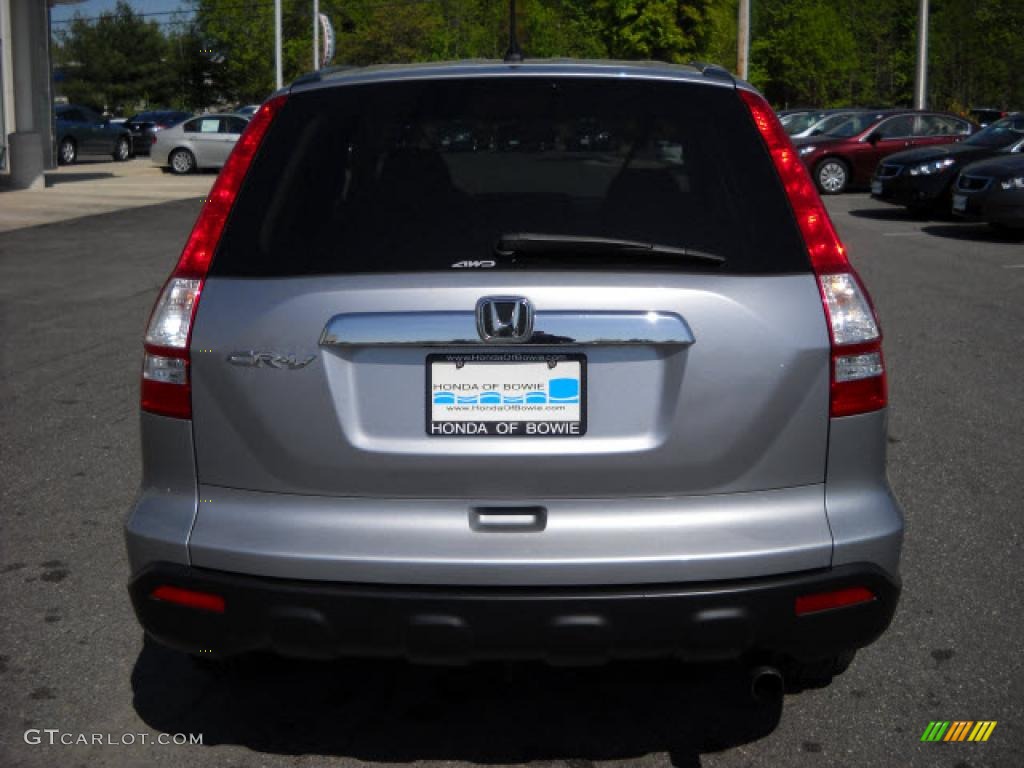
[274,0,282,89]
[914,0,929,109]
[737,0,750,80]
[313,0,320,71]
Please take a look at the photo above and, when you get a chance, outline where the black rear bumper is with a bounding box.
[129,563,899,665]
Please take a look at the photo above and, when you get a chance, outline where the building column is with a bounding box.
[6,0,53,189]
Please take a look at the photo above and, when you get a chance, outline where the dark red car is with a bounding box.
[792,111,977,194]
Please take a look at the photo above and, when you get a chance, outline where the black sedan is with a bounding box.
[55,104,133,164]
[951,154,1024,230]
[871,114,1024,214]
[123,110,192,155]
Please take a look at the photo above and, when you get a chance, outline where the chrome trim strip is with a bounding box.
[320,310,695,347]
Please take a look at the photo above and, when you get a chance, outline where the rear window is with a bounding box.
[825,113,887,138]
[214,77,809,276]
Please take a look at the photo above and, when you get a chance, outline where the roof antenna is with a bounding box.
[504,0,523,63]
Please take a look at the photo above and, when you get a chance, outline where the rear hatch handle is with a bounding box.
[320,311,696,347]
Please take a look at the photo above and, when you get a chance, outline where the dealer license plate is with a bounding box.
[427,353,586,437]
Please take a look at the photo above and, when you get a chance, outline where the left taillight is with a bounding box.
[141,95,288,419]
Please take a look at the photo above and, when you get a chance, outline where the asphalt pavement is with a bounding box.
[0,195,1021,767]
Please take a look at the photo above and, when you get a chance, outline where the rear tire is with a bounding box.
[58,137,77,165]
[112,136,131,162]
[815,158,849,195]
[169,148,195,175]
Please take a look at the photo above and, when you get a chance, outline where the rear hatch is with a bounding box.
[190,73,830,500]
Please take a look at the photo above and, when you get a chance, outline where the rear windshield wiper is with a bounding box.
[494,233,726,266]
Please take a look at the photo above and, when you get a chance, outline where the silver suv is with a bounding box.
[127,61,902,685]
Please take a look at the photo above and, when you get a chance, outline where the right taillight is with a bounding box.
[141,95,288,419]
[817,273,886,416]
[740,89,887,418]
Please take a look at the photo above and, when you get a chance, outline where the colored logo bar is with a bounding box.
[921,721,997,742]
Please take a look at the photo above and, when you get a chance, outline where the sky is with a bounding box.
[50,0,187,29]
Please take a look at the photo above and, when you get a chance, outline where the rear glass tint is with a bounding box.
[214,77,809,276]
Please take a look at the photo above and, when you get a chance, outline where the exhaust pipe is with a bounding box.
[749,665,784,702]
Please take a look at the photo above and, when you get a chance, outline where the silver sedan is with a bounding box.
[151,113,250,174]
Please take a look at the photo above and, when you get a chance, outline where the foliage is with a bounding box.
[703,0,738,70]
[589,0,712,62]
[53,0,1024,112]
[749,0,858,107]
[163,23,217,110]
[930,0,1024,111]
[190,0,310,104]
[750,0,1023,110]
[53,1,173,113]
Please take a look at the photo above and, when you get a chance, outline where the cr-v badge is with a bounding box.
[227,351,316,369]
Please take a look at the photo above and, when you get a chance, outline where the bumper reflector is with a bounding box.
[795,586,875,616]
[151,585,226,614]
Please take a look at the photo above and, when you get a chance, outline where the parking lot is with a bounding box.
[0,189,1021,767]
[0,158,213,233]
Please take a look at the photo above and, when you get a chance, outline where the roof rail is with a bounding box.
[290,65,357,87]
[688,62,735,83]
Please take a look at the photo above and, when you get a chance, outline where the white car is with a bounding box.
[151,113,250,174]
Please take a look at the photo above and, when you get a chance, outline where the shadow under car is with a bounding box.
[132,638,785,767]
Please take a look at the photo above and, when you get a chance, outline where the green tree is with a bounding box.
[750,0,858,107]
[164,22,217,110]
[702,0,738,72]
[930,0,1024,112]
[521,0,608,59]
[333,0,447,65]
[54,0,172,113]
[590,0,712,62]
[182,0,1024,113]
[192,0,290,103]
[841,0,916,107]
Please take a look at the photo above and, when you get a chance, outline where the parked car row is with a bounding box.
[53,102,255,174]
[872,114,1024,229]
[778,104,1022,229]
[789,110,978,194]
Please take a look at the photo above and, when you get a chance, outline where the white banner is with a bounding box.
[319,13,335,67]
